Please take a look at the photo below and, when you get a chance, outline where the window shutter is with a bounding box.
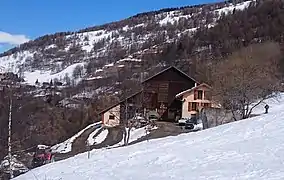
[188,102,191,112]
[194,91,198,100]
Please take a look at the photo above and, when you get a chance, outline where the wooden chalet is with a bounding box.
[99,66,198,126]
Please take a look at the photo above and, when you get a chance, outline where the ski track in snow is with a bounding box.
[15,93,284,180]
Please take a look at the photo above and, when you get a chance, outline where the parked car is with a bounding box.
[178,117,190,126]
[31,145,55,168]
[147,111,159,121]
[178,116,198,130]
[132,114,147,126]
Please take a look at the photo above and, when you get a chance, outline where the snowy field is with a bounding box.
[15,94,284,180]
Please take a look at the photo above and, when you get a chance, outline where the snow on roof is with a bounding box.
[95,69,103,73]
[117,58,142,63]
[105,63,114,67]
[37,144,50,149]
[85,76,103,81]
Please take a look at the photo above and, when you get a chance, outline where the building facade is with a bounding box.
[99,66,198,126]
[141,66,197,121]
[175,83,219,118]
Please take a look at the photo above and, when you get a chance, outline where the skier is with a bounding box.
[264,104,269,114]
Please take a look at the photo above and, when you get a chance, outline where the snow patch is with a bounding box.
[95,129,108,144]
[45,44,57,50]
[85,76,103,81]
[79,30,113,53]
[159,11,192,26]
[105,63,114,67]
[87,128,102,145]
[117,58,142,63]
[23,62,85,85]
[95,69,103,73]
[0,51,35,73]
[128,127,148,143]
[0,156,28,174]
[51,122,101,153]
[215,1,252,16]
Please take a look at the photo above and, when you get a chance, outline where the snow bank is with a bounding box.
[94,129,108,144]
[87,128,108,145]
[128,127,147,143]
[15,93,284,180]
[51,122,101,153]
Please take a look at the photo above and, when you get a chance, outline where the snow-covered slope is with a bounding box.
[0,1,253,86]
[15,94,284,180]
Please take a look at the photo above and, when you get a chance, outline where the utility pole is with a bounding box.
[8,88,13,179]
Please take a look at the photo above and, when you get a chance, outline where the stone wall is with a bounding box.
[199,108,242,129]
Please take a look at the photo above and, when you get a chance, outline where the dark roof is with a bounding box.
[141,66,199,84]
[98,90,142,115]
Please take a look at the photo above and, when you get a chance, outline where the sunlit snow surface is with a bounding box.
[15,94,284,180]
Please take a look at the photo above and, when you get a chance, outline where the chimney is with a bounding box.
[194,83,197,87]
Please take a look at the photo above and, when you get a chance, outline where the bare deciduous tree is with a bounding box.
[212,42,281,119]
[72,65,84,79]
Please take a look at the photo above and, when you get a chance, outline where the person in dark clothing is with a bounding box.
[265,104,269,114]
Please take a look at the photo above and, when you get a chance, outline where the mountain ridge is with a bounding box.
[0,0,252,87]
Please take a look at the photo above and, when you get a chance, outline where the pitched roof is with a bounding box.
[98,90,142,115]
[175,83,212,98]
[142,66,199,84]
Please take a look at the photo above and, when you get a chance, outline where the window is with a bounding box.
[188,102,197,111]
[197,90,203,99]
[203,103,211,108]
[109,115,115,120]
[192,102,197,111]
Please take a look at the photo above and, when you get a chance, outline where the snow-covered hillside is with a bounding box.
[0,1,253,86]
[14,94,284,180]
